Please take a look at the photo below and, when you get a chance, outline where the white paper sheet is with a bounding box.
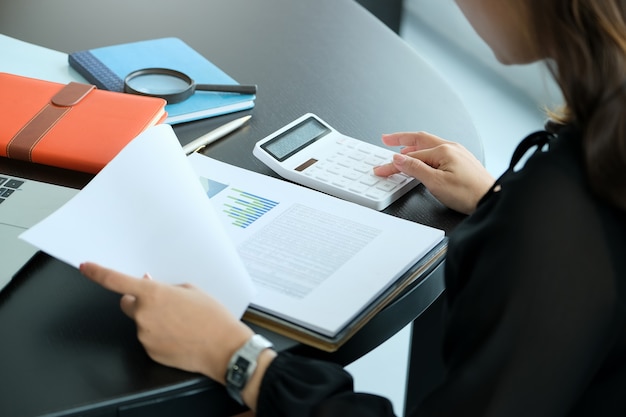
[187,153,445,336]
[20,124,254,318]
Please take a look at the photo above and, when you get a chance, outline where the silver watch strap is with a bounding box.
[225,334,273,405]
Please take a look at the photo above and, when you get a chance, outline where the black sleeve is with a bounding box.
[416,150,626,417]
[257,352,396,417]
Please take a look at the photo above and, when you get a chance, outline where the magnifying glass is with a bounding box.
[124,68,257,104]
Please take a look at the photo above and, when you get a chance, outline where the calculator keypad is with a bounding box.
[300,138,411,201]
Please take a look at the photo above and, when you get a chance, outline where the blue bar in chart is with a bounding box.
[224,188,279,228]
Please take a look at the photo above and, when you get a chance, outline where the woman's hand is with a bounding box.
[79,262,253,385]
[373,132,494,214]
[81,263,276,410]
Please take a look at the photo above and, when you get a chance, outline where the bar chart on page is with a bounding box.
[224,188,279,228]
[200,177,279,228]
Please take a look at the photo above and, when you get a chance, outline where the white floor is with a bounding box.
[344,6,549,416]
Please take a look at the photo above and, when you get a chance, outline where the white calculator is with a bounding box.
[253,113,418,210]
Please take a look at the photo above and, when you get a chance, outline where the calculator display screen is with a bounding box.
[262,117,331,161]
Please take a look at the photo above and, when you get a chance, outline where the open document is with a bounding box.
[187,153,445,339]
[21,124,445,348]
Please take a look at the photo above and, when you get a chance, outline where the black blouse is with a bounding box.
[256,128,626,417]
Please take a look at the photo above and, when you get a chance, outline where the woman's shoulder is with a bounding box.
[455,128,626,287]
[482,129,610,225]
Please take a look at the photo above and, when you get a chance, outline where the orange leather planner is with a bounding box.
[1,72,167,174]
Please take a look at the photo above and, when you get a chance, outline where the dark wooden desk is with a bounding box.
[0,0,481,415]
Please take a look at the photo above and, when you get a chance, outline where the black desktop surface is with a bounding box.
[0,0,480,415]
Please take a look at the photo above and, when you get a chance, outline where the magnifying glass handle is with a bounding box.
[195,83,257,95]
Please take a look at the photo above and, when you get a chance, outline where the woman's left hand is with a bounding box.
[79,262,253,385]
[373,132,494,214]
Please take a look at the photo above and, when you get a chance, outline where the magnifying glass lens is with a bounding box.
[125,73,190,95]
[124,67,256,104]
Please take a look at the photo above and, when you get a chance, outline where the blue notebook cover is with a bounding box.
[68,37,255,124]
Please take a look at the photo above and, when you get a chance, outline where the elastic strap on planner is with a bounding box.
[6,82,95,161]
[68,50,124,91]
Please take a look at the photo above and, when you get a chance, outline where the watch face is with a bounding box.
[228,357,250,389]
[225,335,273,405]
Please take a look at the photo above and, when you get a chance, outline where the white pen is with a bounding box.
[182,115,252,155]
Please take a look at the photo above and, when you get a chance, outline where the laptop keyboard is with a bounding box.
[0,176,25,204]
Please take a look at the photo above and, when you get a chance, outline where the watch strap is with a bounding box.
[225,334,273,405]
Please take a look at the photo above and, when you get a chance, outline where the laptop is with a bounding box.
[0,173,78,292]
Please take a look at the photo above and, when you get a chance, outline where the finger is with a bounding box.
[404,147,445,170]
[80,262,144,297]
[400,146,420,154]
[381,131,449,150]
[119,294,138,318]
[391,153,437,185]
[372,161,401,177]
[374,149,436,178]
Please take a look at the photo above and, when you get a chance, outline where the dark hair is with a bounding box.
[533,0,626,211]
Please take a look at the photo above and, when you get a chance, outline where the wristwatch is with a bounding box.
[225,334,274,405]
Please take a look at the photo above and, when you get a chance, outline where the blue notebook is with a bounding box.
[68,37,255,124]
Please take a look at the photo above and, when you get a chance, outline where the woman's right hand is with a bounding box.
[373,131,494,215]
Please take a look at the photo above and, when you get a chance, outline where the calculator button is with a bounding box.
[348,152,365,161]
[315,172,331,182]
[331,178,351,188]
[365,156,385,166]
[348,183,369,194]
[304,164,321,172]
[376,181,397,192]
[365,188,388,200]
[337,158,352,168]
[352,163,371,174]
[359,175,380,186]
[386,173,410,184]
[342,170,361,181]
[327,165,342,175]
